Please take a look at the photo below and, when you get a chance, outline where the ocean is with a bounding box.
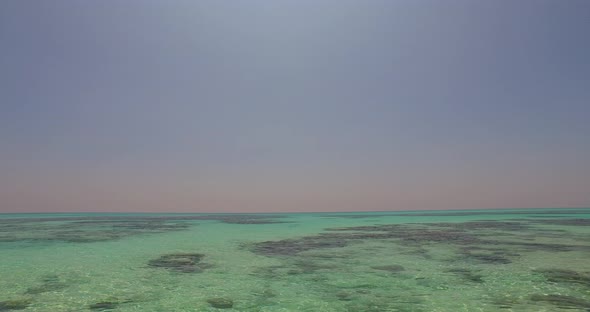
[1,208,589,311]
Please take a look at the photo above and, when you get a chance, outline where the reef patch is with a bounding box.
[148,253,209,273]
[206,297,234,309]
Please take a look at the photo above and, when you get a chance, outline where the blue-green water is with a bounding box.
[1,208,589,311]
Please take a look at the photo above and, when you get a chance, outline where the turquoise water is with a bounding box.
[1,208,589,311]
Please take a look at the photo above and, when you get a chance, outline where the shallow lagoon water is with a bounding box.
[1,208,589,311]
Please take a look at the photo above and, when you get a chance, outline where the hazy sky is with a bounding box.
[1,0,589,213]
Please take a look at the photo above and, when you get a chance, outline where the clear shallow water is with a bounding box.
[1,209,589,311]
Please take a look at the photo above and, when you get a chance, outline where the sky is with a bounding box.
[1,0,589,213]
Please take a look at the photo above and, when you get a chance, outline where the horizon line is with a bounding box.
[1,206,589,215]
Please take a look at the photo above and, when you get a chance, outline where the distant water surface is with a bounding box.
[1,208,590,311]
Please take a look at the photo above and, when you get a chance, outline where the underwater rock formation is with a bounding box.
[0,299,31,311]
[530,294,590,309]
[0,217,194,244]
[25,275,68,294]
[533,268,590,287]
[148,253,208,273]
[371,265,405,273]
[446,268,484,283]
[89,302,118,310]
[206,297,234,309]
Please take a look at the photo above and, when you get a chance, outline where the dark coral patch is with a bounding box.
[225,219,291,224]
[320,214,398,219]
[533,268,590,287]
[251,236,350,256]
[250,224,483,257]
[371,265,405,273]
[148,253,208,273]
[0,299,31,311]
[89,302,118,310]
[425,220,530,231]
[88,298,132,311]
[206,298,234,309]
[187,214,289,224]
[0,214,291,245]
[530,218,590,226]
[446,268,484,283]
[25,275,68,294]
[530,294,590,309]
[289,260,338,274]
[465,253,512,264]
[0,217,195,244]
[396,209,590,217]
